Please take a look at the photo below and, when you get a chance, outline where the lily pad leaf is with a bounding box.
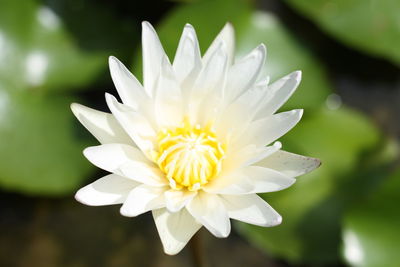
[342,169,400,267]
[284,0,400,65]
[0,84,94,195]
[0,0,106,92]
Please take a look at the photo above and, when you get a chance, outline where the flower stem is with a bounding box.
[189,232,205,267]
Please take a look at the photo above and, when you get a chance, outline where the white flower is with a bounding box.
[71,22,320,255]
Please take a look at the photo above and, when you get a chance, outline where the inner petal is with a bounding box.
[154,118,225,191]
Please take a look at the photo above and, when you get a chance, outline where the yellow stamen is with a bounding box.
[154,118,225,191]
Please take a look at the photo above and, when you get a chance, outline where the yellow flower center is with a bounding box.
[154,119,225,191]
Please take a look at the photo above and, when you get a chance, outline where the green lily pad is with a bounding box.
[284,0,400,65]
[0,84,94,195]
[134,0,331,110]
[342,169,400,267]
[0,0,111,195]
[0,0,105,92]
[237,107,381,264]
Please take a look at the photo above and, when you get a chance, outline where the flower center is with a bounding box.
[154,119,225,191]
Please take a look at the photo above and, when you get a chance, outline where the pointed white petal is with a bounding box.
[83,144,167,186]
[223,142,281,172]
[75,174,138,206]
[142,21,167,98]
[118,162,167,186]
[154,56,183,128]
[256,150,321,177]
[192,42,227,101]
[105,93,157,158]
[203,23,235,66]
[215,78,269,141]
[153,208,201,255]
[83,143,149,171]
[164,189,197,213]
[235,109,303,149]
[204,166,295,195]
[255,71,302,119]
[225,44,266,102]
[173,24,202,85]
[108,56,150,110]
[220,194,282,226]
[190,42,228,125]
[186,192,231,238]
[70,103,133,145]
[120,184,167,217]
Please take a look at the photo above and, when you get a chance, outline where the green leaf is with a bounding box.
[134,0,332,110]
[0,85,94,195]
[0,0,106,92]
[237,107,381,264]
[342,169,400,267]
[284,0,400,65]
[0,0,111,195]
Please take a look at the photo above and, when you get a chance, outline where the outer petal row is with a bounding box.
[214,71,302,144]
[70,103,133,145]
[83,143,167,186]
[186,191,231,238]
[75,174,139,206]
[205,166,295,195]
[233,109,303,149]
[255,71,302,119]
[105,94,157,159]
[120,184,167,217]
[153,192,282,255]
[220,194,282,227]
[109,56,150,110]
[256,150,321,177]
[153,208,201,255]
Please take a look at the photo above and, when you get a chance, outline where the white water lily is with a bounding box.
[72,21,320,255]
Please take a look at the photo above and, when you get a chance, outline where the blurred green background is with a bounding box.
[0,0,399,266]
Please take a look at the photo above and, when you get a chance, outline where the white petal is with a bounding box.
[215,78,269,141]
[108,56,150,110]
[255,71,302,119]
[173,24,202,85]
[154,56,183,128]
[118,162,167,186]
[153,208,201,255]
[75,174,138,206]
[142,21,167,98]
[225,44,266,102]
[84,144,166,186]
[84,143,148,171]
[203,23,235,66]
[105,93,157,158]
[256,150,321,177]
[186,191,231,238]
[223,142,282,172]
[120,184,167,217]
[70,103,132,145]
[191,42,227,101]
[234,109,303,149]
[190,42,228,125]
[164,189,197,213]
[204,166,295,195]
[220,194,282,226]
